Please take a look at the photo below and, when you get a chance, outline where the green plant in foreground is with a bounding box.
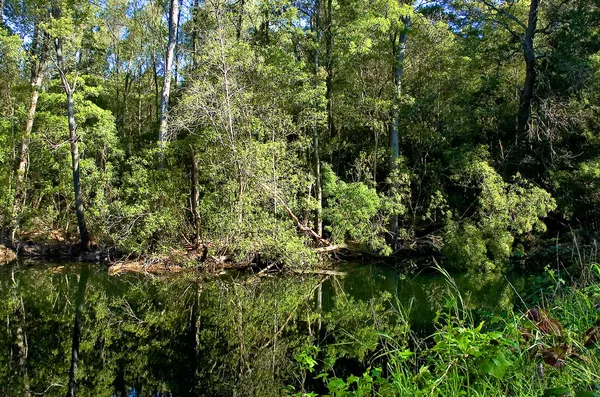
[293,265,600,397]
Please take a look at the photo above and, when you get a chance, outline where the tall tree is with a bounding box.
[518,0,539,135]
[158,0,180,144]
[389,3,411,250]
[191,0,201,69]
[312,0,323,237]
[324,0,334,139]
[481,0,539,135]
[51,1,90,249]
[10,15,49,245]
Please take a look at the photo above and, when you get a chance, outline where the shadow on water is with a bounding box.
[0,260,527,396]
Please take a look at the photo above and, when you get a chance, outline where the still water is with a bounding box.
[0,260,528,396]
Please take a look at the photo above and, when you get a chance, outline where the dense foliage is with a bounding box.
[1,0,599,270]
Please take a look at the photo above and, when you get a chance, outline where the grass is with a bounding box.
[293,254,600,397]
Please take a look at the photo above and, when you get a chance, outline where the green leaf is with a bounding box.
[478,352,512,380]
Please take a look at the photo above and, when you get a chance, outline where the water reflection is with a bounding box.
[0,261,525,396]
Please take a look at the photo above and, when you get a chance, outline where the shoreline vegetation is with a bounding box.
[1,0,599,278]
[1,231,595,278]
[285,261,600,397]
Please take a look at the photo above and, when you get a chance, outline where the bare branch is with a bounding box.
[481,0,527,31]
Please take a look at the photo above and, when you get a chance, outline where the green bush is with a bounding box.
[444,152,556,272]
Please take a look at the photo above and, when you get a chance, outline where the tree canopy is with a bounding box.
[1,0,599,271]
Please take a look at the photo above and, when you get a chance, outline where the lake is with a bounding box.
[0,260,530,396]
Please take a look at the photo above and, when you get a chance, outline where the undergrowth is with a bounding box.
[288,259,600,397]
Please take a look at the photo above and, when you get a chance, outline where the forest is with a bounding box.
[0,0,598,271]
[1,1,600,396]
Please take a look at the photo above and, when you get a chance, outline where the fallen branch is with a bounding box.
[315,244,344,252]
[260,183,329,246]
[289,268,347,276]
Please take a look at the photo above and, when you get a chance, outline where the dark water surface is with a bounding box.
[0,260,527,396]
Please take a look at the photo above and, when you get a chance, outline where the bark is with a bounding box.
[236,0,245,40]
[518,0,539,135]
[136,40,144,154]
[389,15,410,251]
[325,0,334,138]
[313,0,323,237]
[263,8,270,44]
[174,5,182,84]
[158,0,180,144]
[190,146,201,248]
[54,5,90,250]
[313,133,323,237]
[10,23,48,244]
[152,49,160,123]
[192,0,200,70]
[0,0,3,26]
[66,266,90,397]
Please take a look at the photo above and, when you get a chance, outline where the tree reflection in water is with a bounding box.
[0,261,523,396]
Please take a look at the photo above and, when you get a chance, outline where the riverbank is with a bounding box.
[287,264,600,397]
[3,232,597,279]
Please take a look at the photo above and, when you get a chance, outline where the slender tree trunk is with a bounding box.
[517,0,539,135]
[325,0,334,139]
[65,77,90,250]
[192,0,200,70]
[152,49,160,123]
[236,0,245,40]
[66,266,89,397]
[137,63,143,155]
[114,52,122,129]
[0,0,4,26]
[174,5,182,84]
[313,0,323,237]
[190,146,201,248]
[53,9,90,250]
[389,15,410,251]
[10,23,48,245]
[263,8,270,44]
[158,0,180,144]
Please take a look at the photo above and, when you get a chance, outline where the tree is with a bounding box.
[9,5,49,244]
[158,0,180,144]
[480,0,539,135]
[311,0,323,237]
[49,0,94,249]
[389,1,412,250]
